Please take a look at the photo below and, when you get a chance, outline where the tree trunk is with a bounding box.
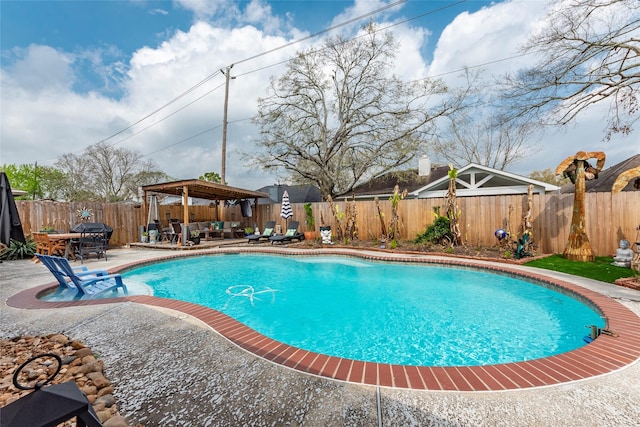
[563,160,595,262]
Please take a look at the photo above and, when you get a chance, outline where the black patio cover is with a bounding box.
[70,222,113,234]
[0,172,26,246]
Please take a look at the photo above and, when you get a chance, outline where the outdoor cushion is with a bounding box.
[285,229,296,237]
[263,228,273,235]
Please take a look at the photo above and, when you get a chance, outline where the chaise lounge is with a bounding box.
[247,221,276,244]
[269,221,305,245]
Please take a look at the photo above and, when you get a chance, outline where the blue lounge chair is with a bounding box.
[36,254,128,299]
[269,221,305,245]
[247,220,276,244]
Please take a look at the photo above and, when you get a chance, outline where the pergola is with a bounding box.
[141,179,269,225]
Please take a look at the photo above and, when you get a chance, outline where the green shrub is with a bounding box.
[415,216,452,245]
[0,238,36,260]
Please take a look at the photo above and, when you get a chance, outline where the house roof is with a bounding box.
[559,154,640,193]
[141,179,269,201]
[349,166,450,198]
[412,163,560,198]
[351,163,559,199]
[255,184,322,204]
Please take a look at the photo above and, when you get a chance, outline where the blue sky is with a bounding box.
[1,1,492,96]
[1,0,637,189]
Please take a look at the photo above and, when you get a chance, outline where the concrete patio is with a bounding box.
[2,247,639,426]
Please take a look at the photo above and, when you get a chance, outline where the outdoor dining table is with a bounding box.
[48,233,82,260]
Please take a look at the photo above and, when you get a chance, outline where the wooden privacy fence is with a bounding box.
[256,192,639,257]
[15,192,639,256]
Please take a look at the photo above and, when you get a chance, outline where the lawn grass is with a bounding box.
[523,254,635,284]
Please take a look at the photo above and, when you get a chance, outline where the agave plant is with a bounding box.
[0,238,36,260]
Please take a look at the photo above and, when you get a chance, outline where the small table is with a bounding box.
[201,229,223,240]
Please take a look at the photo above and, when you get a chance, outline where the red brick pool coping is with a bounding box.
[8,248,640,391]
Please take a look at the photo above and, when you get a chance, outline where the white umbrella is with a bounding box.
[146,194,160,242]
[280,191,292,228]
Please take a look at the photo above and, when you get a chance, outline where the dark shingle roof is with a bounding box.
[350,166,450,197]
[256,184,322,204]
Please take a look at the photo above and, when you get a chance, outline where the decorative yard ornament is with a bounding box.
[555,151,606,262]
[611,166,640,273]
[611,166,640,194]
[320,226,333,244]
[611,240,634,268]
[495,229,508,241]
[446,164,461,246]
[76,207,93,222]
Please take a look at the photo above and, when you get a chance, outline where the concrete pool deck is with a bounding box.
[2,247,640,426]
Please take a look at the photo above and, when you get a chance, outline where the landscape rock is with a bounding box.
[0,334,141,426]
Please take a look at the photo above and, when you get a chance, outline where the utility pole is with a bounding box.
[220,64,235,185]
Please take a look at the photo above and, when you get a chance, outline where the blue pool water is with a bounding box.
[122,254,605,366]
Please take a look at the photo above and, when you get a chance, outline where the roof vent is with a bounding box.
[418,156,431,177]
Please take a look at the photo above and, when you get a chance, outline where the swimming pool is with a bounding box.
[122,253,605,367]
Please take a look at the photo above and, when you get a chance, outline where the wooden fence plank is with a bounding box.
[14,191,639,256]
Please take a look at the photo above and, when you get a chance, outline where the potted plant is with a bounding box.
[141,231,149,243]
[244,227,254,236]
[189,229,201,245]
[303,203,317,240]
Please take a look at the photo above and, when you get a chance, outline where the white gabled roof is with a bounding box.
[409,163,560,199]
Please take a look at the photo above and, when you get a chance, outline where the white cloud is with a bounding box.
[173,0,235,21]
[5,45,74,92]
[243,0,282,34]
[1,0,637,193]
[427,0,639,173]
[429,0,546,78]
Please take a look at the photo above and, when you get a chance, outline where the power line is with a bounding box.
[234,0,409,66]
[58,0,531,164]
[234,0,468,79]
[141,117,252,158]
[100,70,223,146]
[91,0,412,150]
[136,1,533,161]
[108,82,226,148]
[144,125,223,157]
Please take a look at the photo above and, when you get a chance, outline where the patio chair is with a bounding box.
[32,232,66,262]
[36,254,127,299]
[247,221,276,244]
[74,231,108,263]
[169,221,182,244]
[269,221,305,245]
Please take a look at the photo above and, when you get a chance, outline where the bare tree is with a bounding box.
[56,142,167,202]
[500,0,640,140]
[430,109,535,170]
[55,153,97,201]
[528,168,571,186]
[252,24,468,198]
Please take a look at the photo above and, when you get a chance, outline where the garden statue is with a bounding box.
[612,240,634,268]
[555,151,606,262]
[320,226,333,244]
[611,166,640,194]
[446,165,461,246]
